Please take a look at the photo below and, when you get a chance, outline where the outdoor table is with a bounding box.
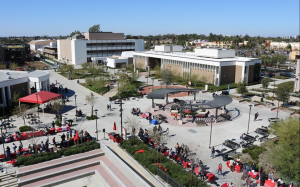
[56,126,70,133]
[67,120,73,126]
[142,113,149,118]
[221,183,230,187]
[214,145,227,152]
[248,132,259,138]
[194,167,199,175]
[17,148,30,154]
[248,171,259,179]
[151,119,159,125]
[206,172,215,182]
[28,130,43,137]
[48,128,56,134]
[233,139,243,145]
[235,164,242,173]
[264,179,276,187]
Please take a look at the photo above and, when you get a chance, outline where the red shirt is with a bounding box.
[218,165,222,170]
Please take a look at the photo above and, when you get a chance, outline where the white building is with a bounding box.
[29,40,56,52]
[0,70,50,107]
[133,48,261,86]
[57,32,144,65]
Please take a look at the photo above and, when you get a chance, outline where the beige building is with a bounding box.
[133,48,261,86]
[57,32,144,65]
[29,40,56,52]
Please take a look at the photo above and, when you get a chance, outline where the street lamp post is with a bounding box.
[247,105,253,134]
[117,82,123,141]
[74,95,77,121]
[152,78,154,90]
[35,93,39,117]
[209,115,215,148]
[276,97,280,119]
[1,127,4,157]
[94,109,98,141]
[273,80,275,97]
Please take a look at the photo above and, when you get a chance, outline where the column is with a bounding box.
[245,66,249,84]
[36,82,41,92]
[218,66,221,86]
[7,86,11,105]
[145,57,149,69]
[1,87,7,107]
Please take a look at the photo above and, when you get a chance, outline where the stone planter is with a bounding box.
[170,110,178,116]
[197,111,208,118]
[184,109,192,114]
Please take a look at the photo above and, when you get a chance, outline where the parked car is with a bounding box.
[287,73,296,78]
[280,72,288,76]
[260,72,265,76]
[266,73,275,77]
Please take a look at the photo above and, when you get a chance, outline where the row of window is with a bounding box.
[87,49,133,54]
[86,43,135,47]
[162,59,218,72]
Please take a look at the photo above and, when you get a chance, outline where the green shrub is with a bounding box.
[19,126,32,132]
[242,145,266,163]
[120,138,208,187]
[15,141,100,166]
[86,115,97,120]
[55,120,59,126]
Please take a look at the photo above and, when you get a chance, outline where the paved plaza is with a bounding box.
[0,69,295,186]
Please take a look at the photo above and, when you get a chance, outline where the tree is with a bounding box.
[10,62,18,70]
[191,74,199,88]
[264,117,300,182]
[11,92,20,106]
[285,44,292,51]
[86,94,97,116]
[50,99,65,123]
[125,116,140,144]
[81,62,90,69]
[261,78,270,90]
[161,69,174,88]
[13,104,30,126]
[27,133,42,154]
[0,63,6,69]
[275,83,292,106]
[69,30,81,37]
[89,24,100,32]
[236,79,248,95]
[65,64,75,74]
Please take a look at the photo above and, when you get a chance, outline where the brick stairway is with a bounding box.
[17,148,134,187]
[0,171,18,187]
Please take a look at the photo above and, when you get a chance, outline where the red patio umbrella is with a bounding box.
[113,122,116,130]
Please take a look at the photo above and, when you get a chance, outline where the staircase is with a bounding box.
[0,171,18,187]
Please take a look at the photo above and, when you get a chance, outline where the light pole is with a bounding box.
[276,97,280,119]
[1,127,4,157]
[74,95,77,121]
[209,115,215,148]
[247,105,253,134]
[152,78,154,90]
[273,80,275,97]
[117,82,123,141]
[35,93,39,117]
[94,109,98,141]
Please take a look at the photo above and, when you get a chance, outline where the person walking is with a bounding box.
[107,104,109,111]
[52,121,55,128]
[52,137,57,147]
[12,143,16,154]
[69,128,73,137]
[217,163,223,176]
[173,113,178,120]
[211,146,215,158]
[5,146,10,160]
[254,112,259,121]
[41,141,45,152]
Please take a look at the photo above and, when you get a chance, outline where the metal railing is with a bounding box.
[157,168,183,187]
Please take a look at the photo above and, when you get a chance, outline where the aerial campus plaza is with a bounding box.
[0,57,298,187]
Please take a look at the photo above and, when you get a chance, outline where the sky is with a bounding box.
[0,0,299,37]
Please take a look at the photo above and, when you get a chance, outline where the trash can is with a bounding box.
[62,117,66,126]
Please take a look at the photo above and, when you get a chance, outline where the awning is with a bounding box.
[19,91,62,104]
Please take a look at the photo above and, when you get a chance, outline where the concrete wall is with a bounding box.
[133,39,145,51]
[72,40,88,65]
[235,65,243,83]
[100,142,161,187]
[248,65,255,83]
[58,40,72,63]
[164,63,183,77]
[195,48,235,58]
[135,59,146,69]
[190,68,215,84]
[83,32,124,40]
[220,66,236,85]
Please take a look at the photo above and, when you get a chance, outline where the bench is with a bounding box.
[220,114,231,120]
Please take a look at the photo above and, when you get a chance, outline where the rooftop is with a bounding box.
[0,70,49,82]
[134,50,258,62]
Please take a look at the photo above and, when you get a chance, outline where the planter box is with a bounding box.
[197,111,208,118]
[184,109,192,114]
[170,110,178,116]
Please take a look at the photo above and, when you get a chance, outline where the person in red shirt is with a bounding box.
[217,163,223,177]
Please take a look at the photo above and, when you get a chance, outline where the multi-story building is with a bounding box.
[0,44,30,63]
[41,42,58,59]
[28,40,56,52]
[133,48,261,86]
[57,32,144,65]
[0,70,50,107]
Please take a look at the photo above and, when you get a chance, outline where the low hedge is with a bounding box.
[242,145,266,164]
[86,115,97,120]
[19,126,32,132]
[15,140,100,166]
[120,138,208,187]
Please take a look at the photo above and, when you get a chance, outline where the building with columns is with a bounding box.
[0,70,50,107]
[133,48,261,86]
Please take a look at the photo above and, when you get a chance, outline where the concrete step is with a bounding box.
[0,178,18,186]
[17,149,103,177]
[19,158,101,185]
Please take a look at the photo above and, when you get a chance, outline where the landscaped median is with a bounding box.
[120,137,208,187]
[15,140,100,166]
